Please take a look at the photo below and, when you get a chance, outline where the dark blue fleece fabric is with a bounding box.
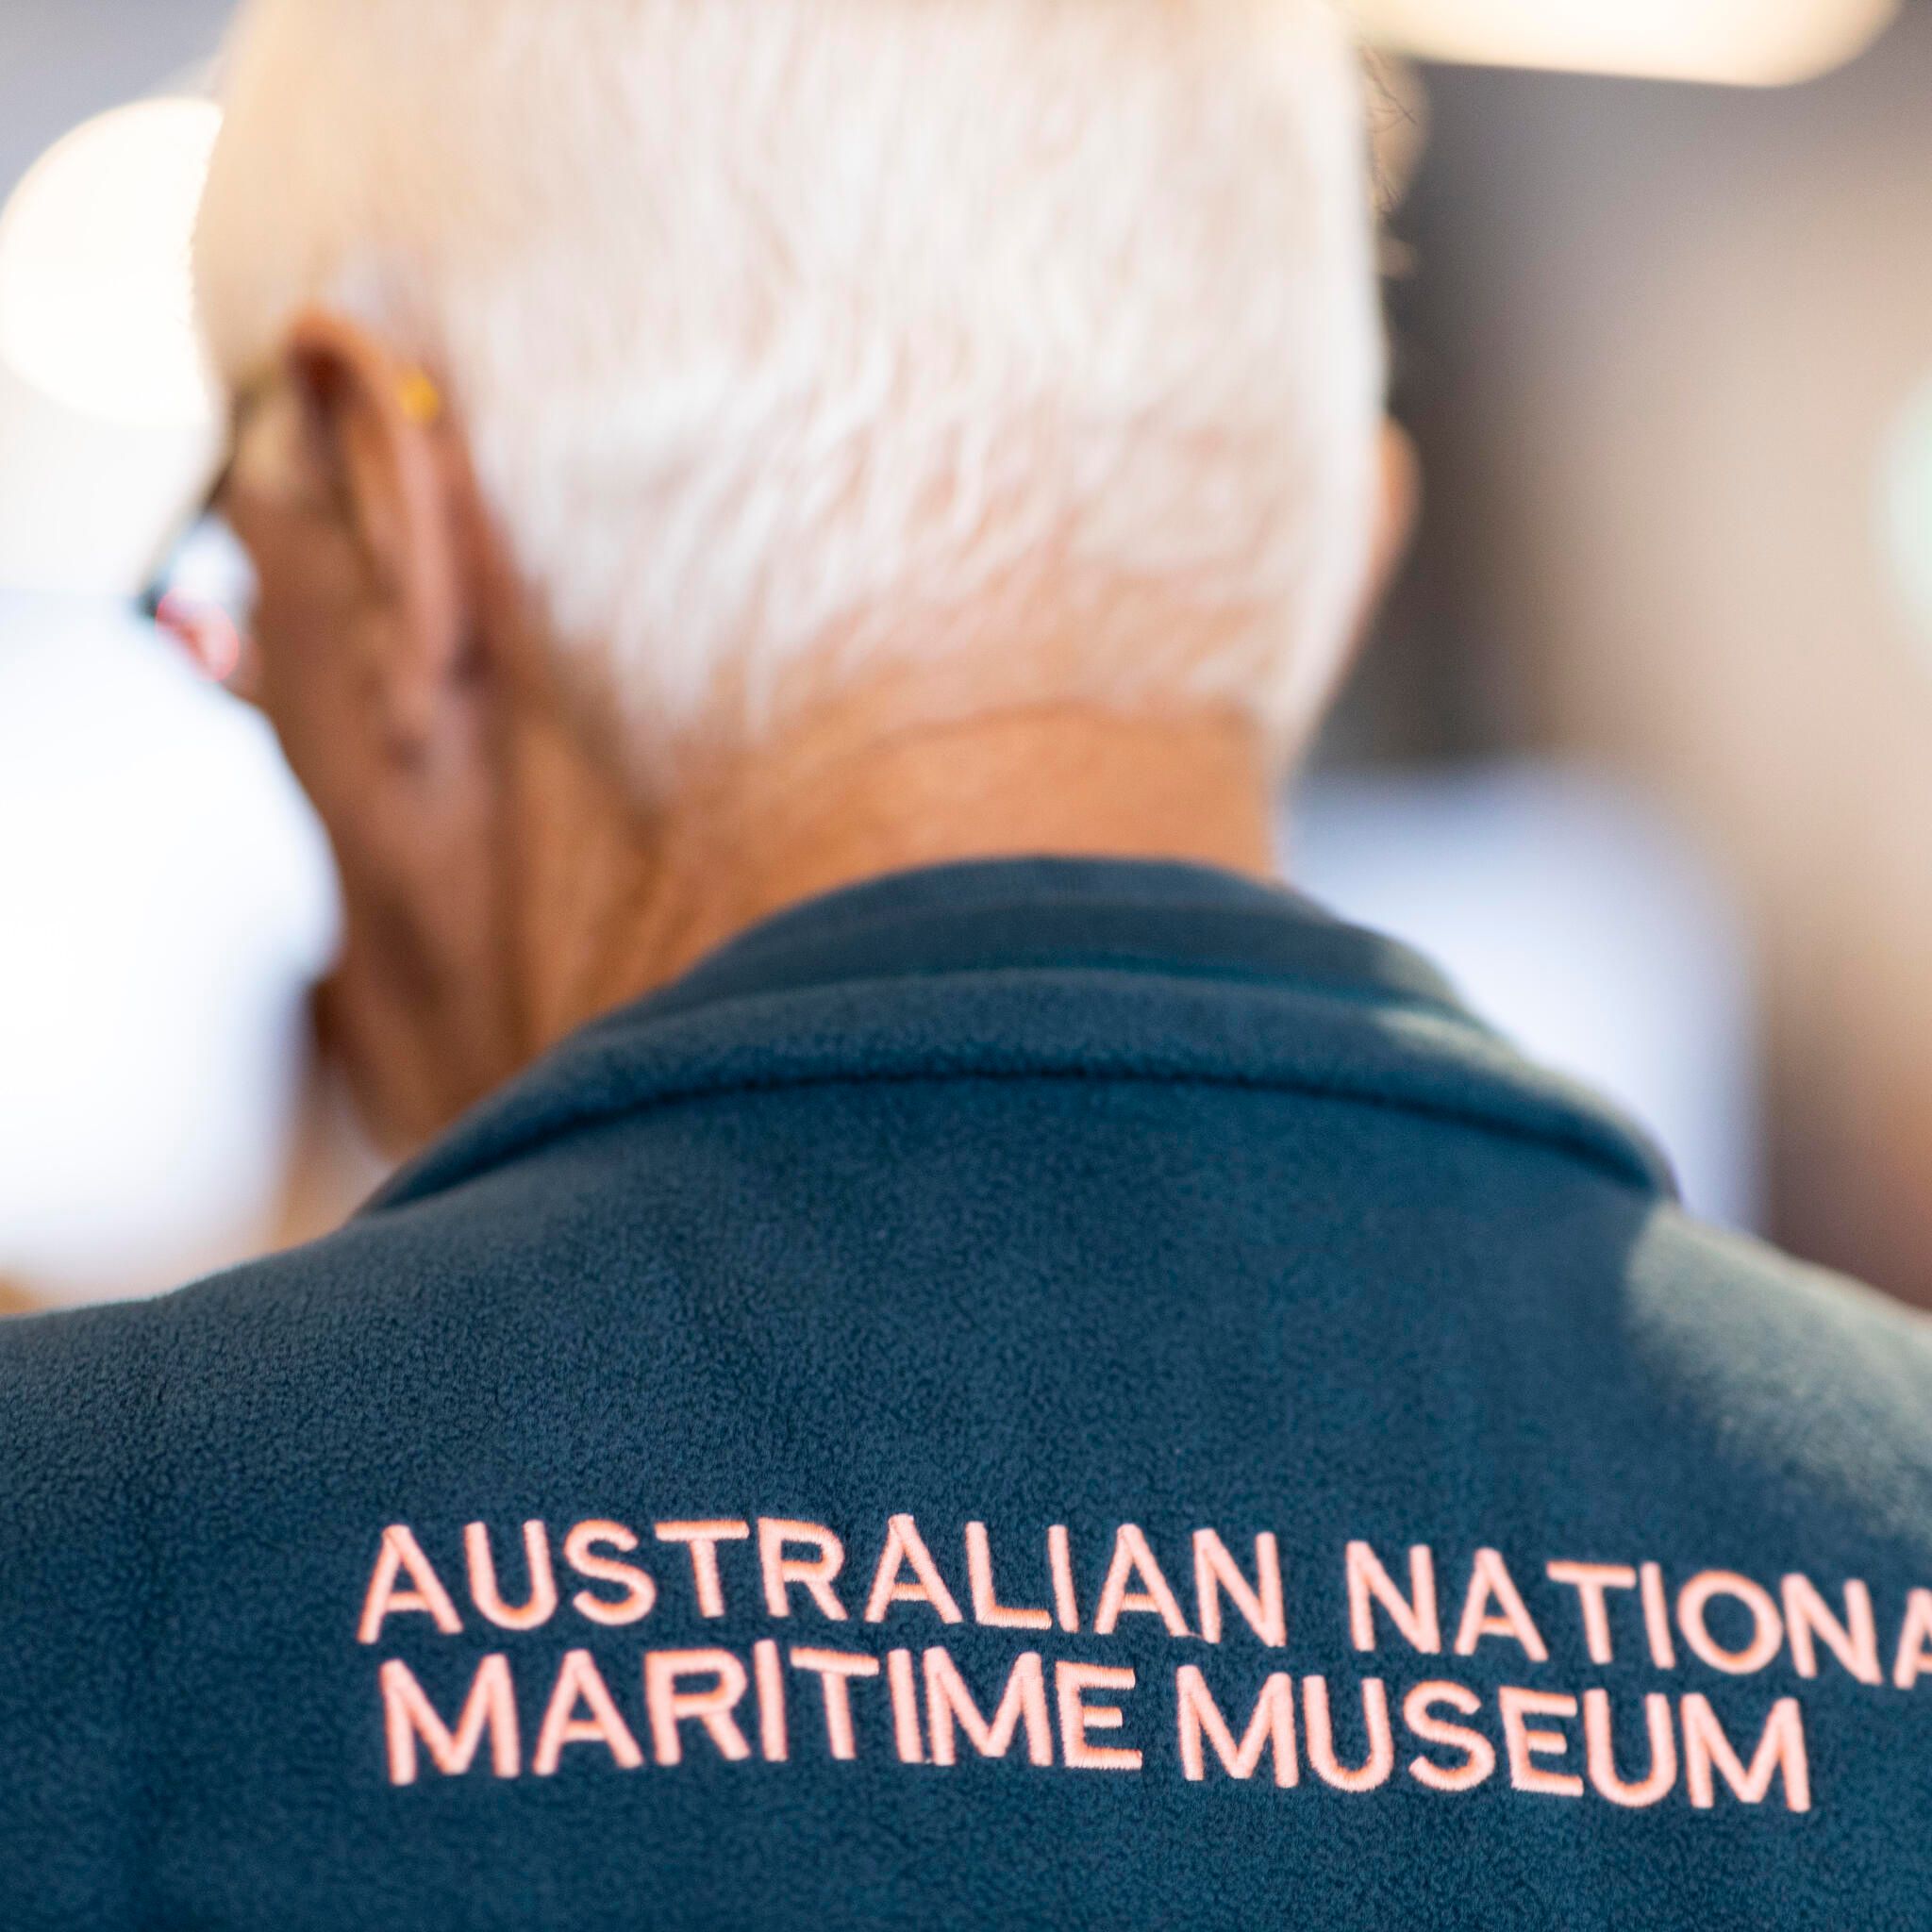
[4,858,1931,1931]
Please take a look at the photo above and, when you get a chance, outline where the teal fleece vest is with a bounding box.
[4,858,1930,1930]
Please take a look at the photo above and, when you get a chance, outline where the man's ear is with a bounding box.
[279,309,472,754]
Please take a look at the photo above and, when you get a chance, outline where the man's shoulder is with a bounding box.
[1631,1206,1932,1379]
[1618,1206,1932,1508]
[0,1206,450,1454]
[0,1292,167,1467]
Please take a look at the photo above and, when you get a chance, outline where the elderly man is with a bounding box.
[3,2,1929,1925]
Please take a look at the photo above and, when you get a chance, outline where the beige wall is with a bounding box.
[1394,18,1932,1300]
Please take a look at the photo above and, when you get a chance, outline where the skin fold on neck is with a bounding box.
[510,693,1281,1060]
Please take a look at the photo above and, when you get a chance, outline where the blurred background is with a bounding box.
[1,0,1927,1308]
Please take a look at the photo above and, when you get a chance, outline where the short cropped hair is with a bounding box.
[195,0,1385,788]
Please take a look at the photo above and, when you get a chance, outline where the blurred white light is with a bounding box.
[0,594,341,1306]
[1348,0,1898,86]
[0,99,223,599]
[0,97,220,428]
[1883,374,1932,675]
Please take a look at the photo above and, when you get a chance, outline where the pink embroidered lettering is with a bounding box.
[358,1524,463,1644]
[563,1521,657,1628]
[886,1647,926,1762]
[789,1646,880,1760]
[754,1638,788,1762]
[355,1517,1870,1818]
[1677,1571,1783,1675]
[1581,1689,1676,1808]
[643,1649,752,1765]
[863,1514,964,1625]
[924,1647,1053,1767]
[1192,1531,1287,1649]
[1402,1680,1494,1793]
[758,1519,848,1622]
[1302,1675,1393,1792]
[1345,1541,1440,1655]
[1047,1524,1080,1633]
[1454,1550,1548,1662]
[532,1649,643,1775]
[381,1655,519,1785]
[1640,1561,1677,1670]
[1781,1574,1880,1685]
[1092,1524,1190,1639]
[1056,1661,1141,1772]
[1545,1561,1637,1666]
[1891,1589,1932,1690]
[1498,1687,1582,1798]
[964,1523,1052,1631]
[1174,1666,1297,1787]
[652,1521,750,1620]
[465,1520,558,1632]
[1681,1694,1811,1812]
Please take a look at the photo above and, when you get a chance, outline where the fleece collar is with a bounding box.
[370,857,1676,1213]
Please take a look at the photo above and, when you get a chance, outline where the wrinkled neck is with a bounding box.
[517,696,1281,1051]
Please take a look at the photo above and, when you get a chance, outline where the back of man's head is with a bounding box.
[196,0,1385,790]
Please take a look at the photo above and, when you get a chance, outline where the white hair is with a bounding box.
[195,0,1385,789]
